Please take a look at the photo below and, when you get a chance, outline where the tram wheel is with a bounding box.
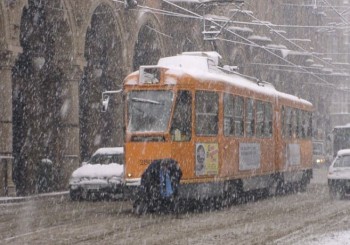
[133,200,148,215]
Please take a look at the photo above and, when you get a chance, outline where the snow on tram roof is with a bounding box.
[157,53,312,106]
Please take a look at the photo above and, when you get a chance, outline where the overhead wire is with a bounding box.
[322,0,350,24]
[113,0,347,89]
[242,11,338,71]
[161,0,336,88]
[113,0,350,29]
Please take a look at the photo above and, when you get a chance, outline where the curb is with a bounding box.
[0,191,69,204]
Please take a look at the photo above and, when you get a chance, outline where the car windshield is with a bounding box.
[127,90,174,132]
[89,154,124,165]
[333,155,350,168]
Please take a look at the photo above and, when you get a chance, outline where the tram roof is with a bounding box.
[125,53,312,107]
[157,53,312,107]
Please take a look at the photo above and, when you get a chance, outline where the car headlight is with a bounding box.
[69,177,81,185]
[108,176,122,184]
[316,158,325,163]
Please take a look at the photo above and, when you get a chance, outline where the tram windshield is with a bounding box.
[127,90,174,132]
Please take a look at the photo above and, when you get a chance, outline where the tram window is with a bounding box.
[282,106,286,136]
[224,94,234,136]
[284,107,292,138]
[195,91,219,136]
[296,109,302,138]
[264,102,273,137]
[171,91,192,141]
[256,101,273,138]
[245,98,255,137]
[307,112,312,138]
[301,110,307,138]
[256,101,264,137]
[291,109,297,138]
[234,96,244,136]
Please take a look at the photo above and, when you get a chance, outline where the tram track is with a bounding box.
[2,170,350,244]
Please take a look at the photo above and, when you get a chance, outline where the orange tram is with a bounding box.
[122,52,313,210]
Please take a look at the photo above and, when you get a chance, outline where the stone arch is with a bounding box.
[57,0,80,62]
[132,12,165,70]
[80,3,125,160]
[12,0,75,194]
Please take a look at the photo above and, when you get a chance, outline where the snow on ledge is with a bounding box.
[227,26,254,34]
[248,35,272,44]
[204,14,230,22]
[266,44,288,50]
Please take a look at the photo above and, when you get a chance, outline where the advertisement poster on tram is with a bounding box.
[286,143,301,166]
[239,143,261,170]
[195,143,219,176]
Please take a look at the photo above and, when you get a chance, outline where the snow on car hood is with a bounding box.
[71,163,124,179]
[328,165,350,180]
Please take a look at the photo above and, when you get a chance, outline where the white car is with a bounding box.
[69,147,124,200]
[328,149,350,199]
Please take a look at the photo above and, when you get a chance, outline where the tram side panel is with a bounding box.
[276,97,313,188]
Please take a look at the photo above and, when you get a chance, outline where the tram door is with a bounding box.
[170,91,194,179]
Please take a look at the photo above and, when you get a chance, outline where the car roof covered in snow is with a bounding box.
[334,123,350,129]
[92,147,124,156]
[337,149,350,156]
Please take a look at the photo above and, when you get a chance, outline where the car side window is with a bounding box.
[335,155,350,167]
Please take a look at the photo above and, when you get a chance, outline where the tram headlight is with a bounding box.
[127,173,132,178]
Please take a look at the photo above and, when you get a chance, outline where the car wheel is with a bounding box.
[329,185,345,200]
[69,189,81,201]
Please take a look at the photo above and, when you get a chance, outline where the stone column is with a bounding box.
[59,64,83,189]
[0,50,17,196]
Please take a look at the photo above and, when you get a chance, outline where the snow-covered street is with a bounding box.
[1,168,350,244]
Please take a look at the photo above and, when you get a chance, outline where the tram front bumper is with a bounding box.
[125,178,141,186]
